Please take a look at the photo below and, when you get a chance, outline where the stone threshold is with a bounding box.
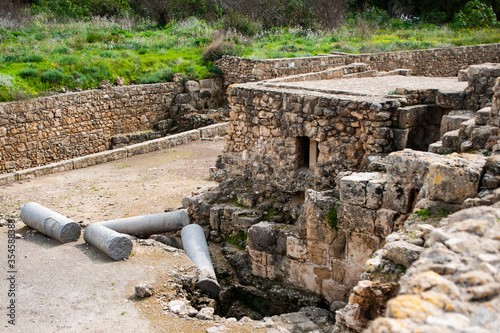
[0,123,228,186]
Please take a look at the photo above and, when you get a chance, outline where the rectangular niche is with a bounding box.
[296,136,318,170]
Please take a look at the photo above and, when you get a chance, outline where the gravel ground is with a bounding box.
[0,139,262,332]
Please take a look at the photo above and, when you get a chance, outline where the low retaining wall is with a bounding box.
[216,43,500,84]
[0,122,227,186]
[0,78,224,174]
[339,43,500,77]
[215,55,344,85]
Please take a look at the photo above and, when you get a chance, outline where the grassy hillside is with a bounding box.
[0,14,499,102]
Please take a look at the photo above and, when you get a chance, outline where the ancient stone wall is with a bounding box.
[215,55,345,85]
[0,78,224,174]
[216,44,500,84]
[464,63,500,110]
[222,84,402,194]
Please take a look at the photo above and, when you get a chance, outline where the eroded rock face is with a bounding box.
[366,206,500,333]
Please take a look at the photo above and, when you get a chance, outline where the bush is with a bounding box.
[19,68,39,79]
[23,54,45,63]
[222,11,260,37]
[202,39,237,62]
[54,46,71,54]
[41,69,65,84]
[139,68,174,84]
[453,0,498,29]
[31,0,131,19]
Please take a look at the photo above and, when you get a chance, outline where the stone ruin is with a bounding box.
[2,44,500,331]
[186,60,500,331]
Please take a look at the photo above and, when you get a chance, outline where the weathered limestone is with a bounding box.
[365,207,500,333]
[464,63,500,110]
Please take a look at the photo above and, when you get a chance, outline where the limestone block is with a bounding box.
[342,263,366,287]
[381,183,413,214]
[287,236,308,261]
[331,260,346,283]
[375,209,397,237]
[485,155,500,175]
[366,179,385,209]
[322,280,351,303]
[398,105,430,128]
[470,125,498,150]
[232,210,262,229]
[307,240,329,266]
[383,240,423,268]
[287,260,322,294]
[330,230,347,259]
[386,294,440,321]
[347,232,381,266]
[236,192,256,208]
[425,155,486,204]
[301,190,339,244]
[339,172,385,207]
[248,222,278,252]
[436,91,465,110]
[392,129,408,150]
[185,80,200,92]
[386,149,442,190]
[338,204,376,233]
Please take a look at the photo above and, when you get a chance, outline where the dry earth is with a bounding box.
[0,139,263,332]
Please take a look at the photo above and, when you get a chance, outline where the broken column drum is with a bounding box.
[181,224,220,298]
[20,202,81,243]
[83,223,133,261]
[84,210,189,261]
[99,211,189,235]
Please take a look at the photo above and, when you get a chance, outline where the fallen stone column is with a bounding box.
[20,202,81,243]
[83,223,133,261]
[99,211,189,235]
[181,224,220,298]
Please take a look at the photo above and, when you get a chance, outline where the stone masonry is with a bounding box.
[0,78,224,173]
[216,43,500,85]
[186,63,500,331]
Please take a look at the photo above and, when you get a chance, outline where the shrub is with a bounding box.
[139,68,174,84]
[41,69,65,84]
[19,68,39,79]
[23,54,45,63]
[1,54,21,63]
[222,11,260,37]
[58,56,78,66]
[54,46,71,54]
[453,0,498,29]
[202,39,237,62]
[326,204,339,230]
[31,0,131,19]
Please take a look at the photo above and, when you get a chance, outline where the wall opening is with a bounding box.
[296,137,319,170]
[296,136,310,169]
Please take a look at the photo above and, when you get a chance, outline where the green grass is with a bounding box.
[0,14,499,102]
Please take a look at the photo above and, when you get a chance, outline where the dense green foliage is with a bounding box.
[31,0,131,19]
[0,0,498,102]
[454,0,499,28]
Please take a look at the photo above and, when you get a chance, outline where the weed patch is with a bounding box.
[326,204,339,230]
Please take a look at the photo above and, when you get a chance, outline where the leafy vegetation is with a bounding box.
[326,204,339,230]
[415,208,431,220]
[0,1,498,102]
[225,230,247,249]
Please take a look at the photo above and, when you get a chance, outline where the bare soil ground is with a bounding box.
[0,139,262,332]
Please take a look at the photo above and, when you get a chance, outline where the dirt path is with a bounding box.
[0,139,261,332]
